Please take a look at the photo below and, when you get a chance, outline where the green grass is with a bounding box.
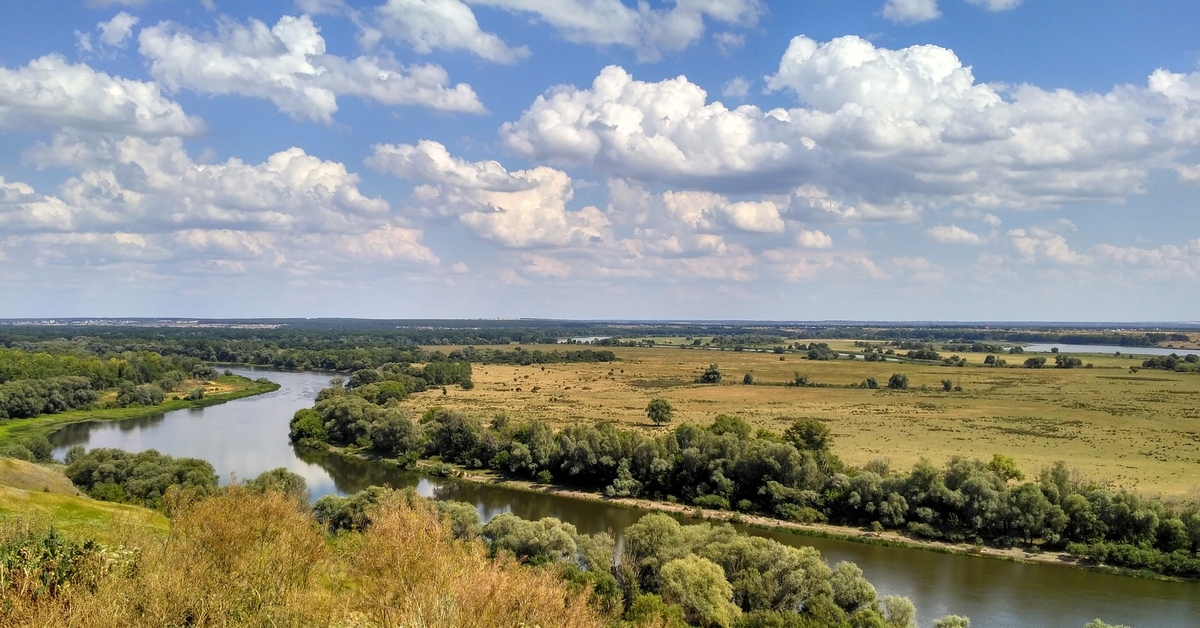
[0,458,168,542]
[0,374,280,446]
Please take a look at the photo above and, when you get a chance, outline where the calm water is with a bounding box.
[1024,343,1196,357]
[49,369,1200,628]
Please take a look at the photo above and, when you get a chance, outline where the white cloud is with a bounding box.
[965,0,1022,11]
[467,0,764,62]
[713,31,744,55]
[2,135,440,280]
[982,213,1002,227]
[927,224,984,244]
[502,35,1200,218]
[369,140,610,247]
[796,229,833,249]
[722,76,750,98]
[99,12,140,48]
[0,55,205,136]
[1090,240,1200,280]
[1176,163,1200,182]
[372,0,529,63]
[722,200,785,233]
[138,14,484,123]
[1007,228,1089,265]
[882,0,940,24]
[27,134,391,234]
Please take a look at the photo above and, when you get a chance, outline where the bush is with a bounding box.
[887,373,909,390]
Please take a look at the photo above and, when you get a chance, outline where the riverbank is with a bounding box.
[309,443,1192,583]
[0,374,280,446]
[437,463,1197,583]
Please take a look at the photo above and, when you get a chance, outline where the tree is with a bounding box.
[941,379,953,392]
[784,418,832,452]
[830,561,876,612]
[986,453,1024,482]
[647,398,674,425]
[699,364,723,384]
[933,616,971,628]
[659,555,741,628]
[1024,357,1047,369]
[887,373,909,390]
[742,373,754,385]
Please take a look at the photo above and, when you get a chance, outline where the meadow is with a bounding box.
[409,343,1200,495]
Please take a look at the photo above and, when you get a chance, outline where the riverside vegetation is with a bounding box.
[291,371,1200,580]
[2,451,1140,628]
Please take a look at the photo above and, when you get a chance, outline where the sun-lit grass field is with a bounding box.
[410,344,1200,495]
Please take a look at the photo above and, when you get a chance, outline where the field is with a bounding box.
[409,344,1200,495]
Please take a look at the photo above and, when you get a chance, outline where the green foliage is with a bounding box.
[1024,357,1047,368]
[436,500,483,541]
[699,364,723,384]
[64,448,218,508]
[647,398,674,425]
[887,374,909,390]
[0,376,98,420]
[660,555,741,628]
[245,467,309,504]
[806,343,839,361]
[743,373,754,385]
[932,616,971,628]
[483,513,579,564]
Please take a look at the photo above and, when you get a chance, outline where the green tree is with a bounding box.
[647,398,674,425]
[932,616,971,628]
[887,373,909,390]
[742,373,754,385]
[830,561,876,613]
[986,453,1024,482]
[784,418,832,452]
[699,364,723,384]
[659,555,741,628]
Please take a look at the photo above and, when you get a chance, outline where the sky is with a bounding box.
[1,0,1199,321]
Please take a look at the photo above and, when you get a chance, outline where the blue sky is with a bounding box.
[1,0,1198,321]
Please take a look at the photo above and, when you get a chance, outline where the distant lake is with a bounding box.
[560,336,612,343]
[1023,343,1196,356]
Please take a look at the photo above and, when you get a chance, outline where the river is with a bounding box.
[1023,343,1197,357]
[48,368,1200,628]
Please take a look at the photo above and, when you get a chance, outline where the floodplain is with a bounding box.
[408,343,1200,495]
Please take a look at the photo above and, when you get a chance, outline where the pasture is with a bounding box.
[410,344,1200,495]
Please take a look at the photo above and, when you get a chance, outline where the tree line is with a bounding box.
[295,386,1200,579]
[0,348,219,422]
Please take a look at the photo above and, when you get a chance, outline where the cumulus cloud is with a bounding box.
[796,229,832,249]
[502,35,1200,217]
[927,224,984,244]
[369,140,610,247]
[26,134,392,234]
[372,0,529,63]
[138,14,484,123]
[1092,239,1200,279]
[0,55,205,136]
[468,0,764,62]
[882,0,940,24]
[1007,228,1089,265]
[3,134,439,280]
[722,76,750,98]
[99,12,140,47]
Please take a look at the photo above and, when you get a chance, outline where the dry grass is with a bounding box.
[1,489,607,628]
[411,345,1200,495]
